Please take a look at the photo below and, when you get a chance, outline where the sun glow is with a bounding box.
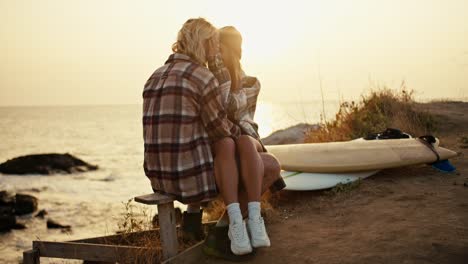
[254,101,274,137]
[1,0,467,106]
[203,0,316,64]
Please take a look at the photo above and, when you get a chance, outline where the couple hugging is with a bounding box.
[143,18,285,260]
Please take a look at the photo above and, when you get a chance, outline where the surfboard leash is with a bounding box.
[417,135,440,163]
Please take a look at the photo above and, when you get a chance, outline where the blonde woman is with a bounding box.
[218,25,271,247]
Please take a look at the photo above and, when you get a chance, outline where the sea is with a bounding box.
[0,101,340,263]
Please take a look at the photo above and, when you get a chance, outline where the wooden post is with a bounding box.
[134,193,179,260]
[23,249,40,264]
[157,202,178,260]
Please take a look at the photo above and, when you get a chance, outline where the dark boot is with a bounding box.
[181,210,204,241]
[202,225,256,262]
[269,178,286,193]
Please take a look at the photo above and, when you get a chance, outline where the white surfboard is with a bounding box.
[281,170,379,191]
[266,138,457,173]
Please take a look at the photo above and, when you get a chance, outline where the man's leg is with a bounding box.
[182,202,204,241]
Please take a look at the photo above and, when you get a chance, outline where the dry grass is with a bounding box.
[90,199,201,263]
[306,86,437,143]
[203,198,225,221]
[117,199,153,233]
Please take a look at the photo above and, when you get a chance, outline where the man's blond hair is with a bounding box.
[172,18,217,65]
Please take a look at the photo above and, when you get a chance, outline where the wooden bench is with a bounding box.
[22,193,201,264]
[134,193,178,261]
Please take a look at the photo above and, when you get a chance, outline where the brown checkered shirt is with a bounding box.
[143,53,240,203]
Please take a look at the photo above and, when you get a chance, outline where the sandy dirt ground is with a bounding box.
[201,101,468,264]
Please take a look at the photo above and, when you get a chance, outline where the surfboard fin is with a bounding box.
[431,160,456,173]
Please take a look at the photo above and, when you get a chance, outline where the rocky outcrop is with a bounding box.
[0,206,16,232]
[0,191,14,205]
[1,193,17,232]
[0,191,71,232]
[0,191,39,232]
[14,194,38,215]
[0,153,98,175]
[262,123,319,145]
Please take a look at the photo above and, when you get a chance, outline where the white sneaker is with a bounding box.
[247,217,271,248]
[228,220,252,255]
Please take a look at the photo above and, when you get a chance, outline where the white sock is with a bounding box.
[248,202,261,220]
[186,204,200,213]
[226,203,242,224]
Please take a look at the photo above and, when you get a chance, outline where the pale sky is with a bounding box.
[1,0,467,106]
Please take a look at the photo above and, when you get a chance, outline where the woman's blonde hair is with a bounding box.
[219,26,243,91]
[172,18,217,65]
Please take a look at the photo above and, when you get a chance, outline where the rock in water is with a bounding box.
[0,191,16,232]
[34,209,48,218]
[0,153,98,175]
[14,194,38,215]
[0,191,15,206]
[0,205,16,232]
[0,191,39,231]
[0,214,16,232]
[47,219,71,229]
[12,221,27,229]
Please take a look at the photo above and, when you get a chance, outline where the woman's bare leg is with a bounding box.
[213,137,239,205]
[236,136,272,248]
[219,152,281,220]
[236,135,264,203]
[213,137,252,255]
[238,152,281,216]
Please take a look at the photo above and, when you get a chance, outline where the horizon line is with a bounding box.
[0,96,467,108]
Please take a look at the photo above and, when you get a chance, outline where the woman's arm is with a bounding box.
[207,54,231,106]
[242,76,261,119]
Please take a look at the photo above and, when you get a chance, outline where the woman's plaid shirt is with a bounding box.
[143,53,240,204]
[225,75,262,141]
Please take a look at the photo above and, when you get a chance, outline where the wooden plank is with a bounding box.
[158,203,178,260]
[162,241,204,264]
[24,221,217,263]
[135,193,174,205]
[23,249,40,264]
[32,241,157,263]
[71,229,159,244]
[72,221,218,244]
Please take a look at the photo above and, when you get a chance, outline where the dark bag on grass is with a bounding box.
[364,128,411,140]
